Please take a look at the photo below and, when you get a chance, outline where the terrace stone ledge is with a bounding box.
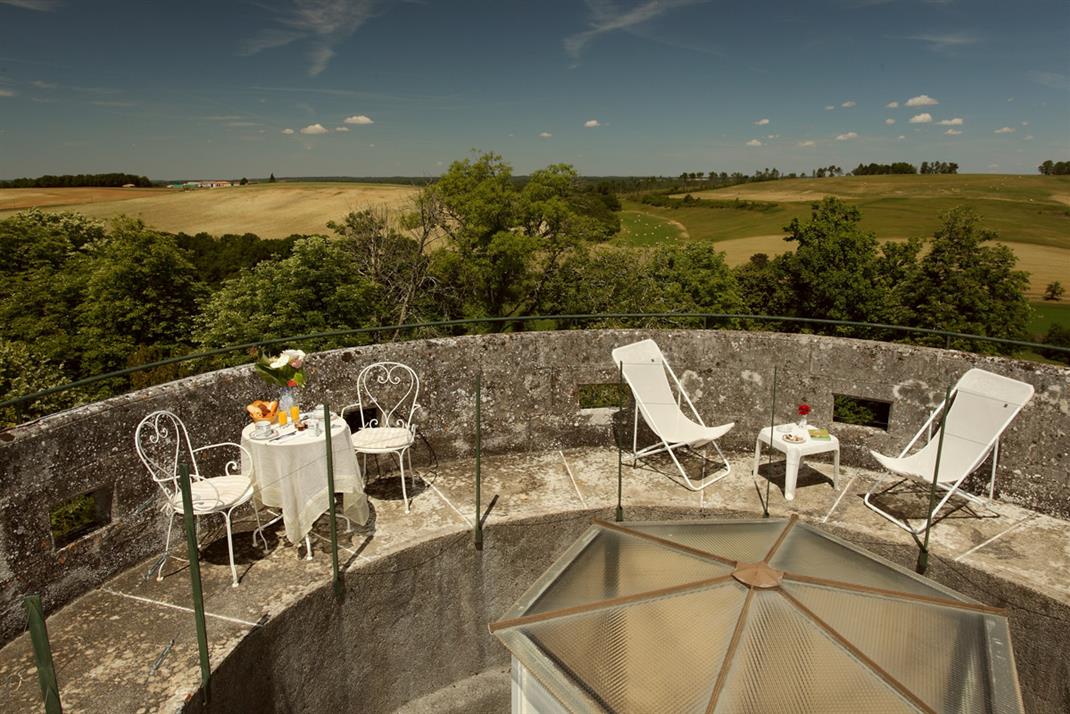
[1,445,1069,713]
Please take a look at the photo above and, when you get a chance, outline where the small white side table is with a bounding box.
[752,425,840,501]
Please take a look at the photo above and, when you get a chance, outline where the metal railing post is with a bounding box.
[24,594,61,714]
[916,386,955,574]
[615,361,624,522]
[763,365,778,518]
[323,405,342,596]
[474,371,483,550]
[178,462,211,699]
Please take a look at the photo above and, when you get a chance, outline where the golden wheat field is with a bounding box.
[0,182,420,238]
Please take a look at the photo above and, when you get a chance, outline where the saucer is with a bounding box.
[782,433,806,444]
[249,429,277,441]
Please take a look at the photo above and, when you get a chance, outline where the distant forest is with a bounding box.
[0,173,152,188]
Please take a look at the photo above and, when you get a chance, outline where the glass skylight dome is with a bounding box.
[491,516,1023,713]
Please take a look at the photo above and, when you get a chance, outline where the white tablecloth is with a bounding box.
[241,419,369,544]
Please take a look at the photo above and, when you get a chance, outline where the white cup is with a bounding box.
[254,419,272,436]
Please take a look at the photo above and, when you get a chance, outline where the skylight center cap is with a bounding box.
[731,561,784,589]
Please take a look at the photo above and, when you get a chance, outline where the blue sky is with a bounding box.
[0,0,1066,178]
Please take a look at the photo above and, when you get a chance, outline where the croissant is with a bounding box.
[246,400,279,421]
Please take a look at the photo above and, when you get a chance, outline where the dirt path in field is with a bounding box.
[666,218,690,239]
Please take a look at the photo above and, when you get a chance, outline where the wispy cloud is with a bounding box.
[896,32,980,52]
[937,117,963,125]
[240,1,388,77]
[753,118,769,126]
[835,132,858,141]
[797,140,816,147]
[944,129,962,136]
[745,139,762,146]
[335,126,350,132]
[0,88,15,97]
[909,112,933,123]
[344,114,374,125]
[841,100,856,108]
[300,123,329,134]
[884,118,895,125]
[281,128,295,134]
[538,131,552,139]
[1029,71,1070,90]
[905,94,938,107]
[584,119,602,128]
[993,126,1015,134]
[824,105,835,111]
[226,121,259,127]
[885,100,899,108]
[565,0,706,61]
[92,100,136,108]
[0,0,61,11]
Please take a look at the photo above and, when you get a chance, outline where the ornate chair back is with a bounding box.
[355,362,420,430]
[135,410,201,500]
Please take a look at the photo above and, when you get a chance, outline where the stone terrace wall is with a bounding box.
[1,329,1067,643]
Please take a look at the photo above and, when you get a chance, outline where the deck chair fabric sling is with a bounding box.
[611,339,734,491]
[864,368,1034,535]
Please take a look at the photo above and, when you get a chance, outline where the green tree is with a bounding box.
[239,177,249,186]
[0,341,83,425]
[1043,281,1065,301]
[195,235,377,348]
[268,173,277,183]
[895,207,1030,352]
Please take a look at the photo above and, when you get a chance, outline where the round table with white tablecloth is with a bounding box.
[241,418,369,545]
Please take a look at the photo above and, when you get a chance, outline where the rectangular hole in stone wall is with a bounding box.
[833,395,891,430]
[343,406,379,432]
[50,487,112,549]
[577,384,627,410]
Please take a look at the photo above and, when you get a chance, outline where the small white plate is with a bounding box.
[249,429,278,441]
[782,433,806,444]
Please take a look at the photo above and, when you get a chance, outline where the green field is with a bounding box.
[1027,301,1070,338]
[616,210,686,246]
[622,174,1070,299]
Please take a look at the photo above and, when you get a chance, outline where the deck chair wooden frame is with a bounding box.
[612,339,734,491]
[864,368,1034,536]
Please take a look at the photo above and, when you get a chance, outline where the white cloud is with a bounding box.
[753,118,770,126]
[988,163,999,169]
[538,131,552,139]
[745,139,763,147]
[300,123,328,135]
[335,126,350,132]
[886,100,899,108]
[584,119,601,128]
[993,126,1015,134]
[1028,71,1070,90]
[909,112,933,124]
[766,133,779,139]
[841,100,856,108]
[0,0,60,11]
[281,128,295,135]
[835,132,858,141]
[1024,135,1034,141]
[344,114,374,125]
[226,121,258,127]
[797,140,816,147]
[0,88,15,97]
[824,105,835,111]
[897,135,906,140]
[1021,121,1029,126]
[905,94,938,107]
[937,117,963,125]
[898,33,979,52]
[884,118,896,125]
[564,0,703,60]
[239,0,383,76]
[31,80,57,89]
[944,129,962,136]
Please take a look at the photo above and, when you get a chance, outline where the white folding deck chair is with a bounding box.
[611,339,734,491]
[864,368,1034,536]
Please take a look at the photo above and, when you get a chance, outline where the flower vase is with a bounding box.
[797,416,807,430]
[279,386,296,414]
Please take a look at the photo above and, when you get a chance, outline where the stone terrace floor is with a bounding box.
[1,446,1068,712]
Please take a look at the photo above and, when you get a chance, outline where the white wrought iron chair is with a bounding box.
[864,368,1034,535]
[611,339,734,491]
[342,362,420,513]
[135,410,263,587]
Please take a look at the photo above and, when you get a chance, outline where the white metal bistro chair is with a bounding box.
[136,410,263,587]
[342,362,420,513]
[864,368,1034,536]
[611,339,734,491]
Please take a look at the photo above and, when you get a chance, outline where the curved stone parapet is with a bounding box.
[1,329,1067,647]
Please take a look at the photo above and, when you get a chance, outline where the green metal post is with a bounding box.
[323,405,342,596]
[474,371,483,550]
[24,594,61,714]
[178,462,211,698]
[917,386,955,574]
[615,361,624,522]
[763,366,778,518]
